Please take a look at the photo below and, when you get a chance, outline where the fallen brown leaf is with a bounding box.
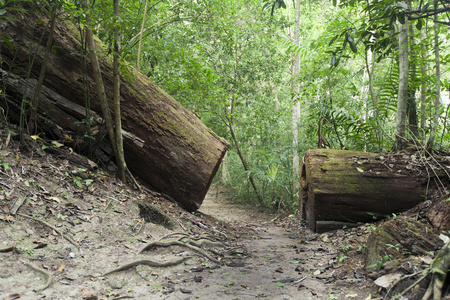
[57,263,66,272]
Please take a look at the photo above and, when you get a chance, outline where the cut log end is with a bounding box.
[300,149,427,232]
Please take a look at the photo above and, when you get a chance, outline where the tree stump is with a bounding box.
[300,149,427,232]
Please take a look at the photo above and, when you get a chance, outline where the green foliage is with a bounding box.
[368,254,394,272]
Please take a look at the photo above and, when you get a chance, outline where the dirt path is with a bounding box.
[188,185,373,300]
[0,152,373,300]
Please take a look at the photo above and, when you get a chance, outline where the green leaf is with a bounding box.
[1,34,14,50]
[331,55,337,66]
[348,35,357,53]
[332,0,337,6]
[416,19,423,30]
[432,267,446,275]
[398,13,405,24]
[276,282,284,287]
[356,167,364,173]
[153,284,162,289]
[262,3,272,13]
[329,34,339,46]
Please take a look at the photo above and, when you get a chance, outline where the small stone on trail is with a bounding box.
[180,288,192,294]
[108,279,126,289]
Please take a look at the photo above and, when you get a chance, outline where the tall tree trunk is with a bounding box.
[426,0,441,150]
[221,151,230,183]
[137,0,149,71]
[29,2,57,134]
[228,120,262,203]
[394,10,409,150]
[82,0,118,161]
[420,26,428,142]
[407,24,419,140]
[292,0,301,213]
[113,0,126,182]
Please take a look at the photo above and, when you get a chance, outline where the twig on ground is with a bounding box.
[181,216,227,238]
[138,240,221,264]
[18,213,78,248]
[23,261,53,291]
[160,232,191,240]
[385,241,450,300]
[126,168,142,193]
[102,257,190,276]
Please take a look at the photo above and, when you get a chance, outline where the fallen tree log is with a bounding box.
[300,149,429,232]
[364,218,443,268]
[427,198,450,231]
[0,3,228,211]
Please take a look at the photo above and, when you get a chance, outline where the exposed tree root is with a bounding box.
[102,257,190,277]
[187,239,226,249]
[138,240,221,264]
[181,216,227,238]
[23,261,53,291]
[422,241,450,300]
[160,232,191,240]
[384,241,450,300]
[18,213,78,248]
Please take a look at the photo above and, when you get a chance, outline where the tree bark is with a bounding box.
[420,26,428,143]
[29,2,58,135]
[426,0,441,150]
[137,0,149,71]
[292,0,301,214]
[300,149,427,232]
[407,23,419,139]
[82,0,118,163]
[113,0,126,182]
[365,218,443,268]
[427,196,450,231]
[394,12,409,150]
[1,4,229,211]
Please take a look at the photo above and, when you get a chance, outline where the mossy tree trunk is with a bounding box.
[1,4,229,211]
[300,149,428,232]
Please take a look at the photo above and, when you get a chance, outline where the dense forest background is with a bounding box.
[1,0,449,212]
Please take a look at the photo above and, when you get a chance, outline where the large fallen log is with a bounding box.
[300,149,429,232]
[0,4,228,211]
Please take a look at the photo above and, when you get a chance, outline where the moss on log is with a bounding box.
[0,4,228,211]
[300,149,427,232]
[364,218,443,268]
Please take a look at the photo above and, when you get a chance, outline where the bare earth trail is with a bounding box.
[0,145,374,300]
[181,185,373,300]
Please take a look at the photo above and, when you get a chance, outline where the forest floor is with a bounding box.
[0,131,381,300]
